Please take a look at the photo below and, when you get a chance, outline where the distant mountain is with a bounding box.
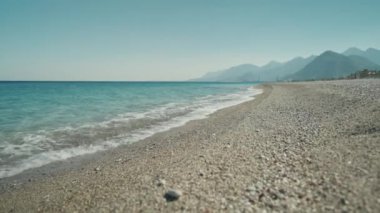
[193,56,315,82]
[343,47,364,56]
[343,47,380,64]
[287,51,380,81]
[261,61,283,70]
[192,64,260,82]
[192,47,380,82]
[259,56,315,81]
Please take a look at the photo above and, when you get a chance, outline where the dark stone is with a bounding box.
[164,190,182,202]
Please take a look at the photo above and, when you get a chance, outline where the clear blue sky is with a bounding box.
[1,0,379,81]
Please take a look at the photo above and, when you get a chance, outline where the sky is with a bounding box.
[1,0,379,81]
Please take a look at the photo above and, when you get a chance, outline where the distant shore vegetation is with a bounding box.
[345,69,380,79]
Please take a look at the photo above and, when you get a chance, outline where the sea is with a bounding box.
[0,82,261,178]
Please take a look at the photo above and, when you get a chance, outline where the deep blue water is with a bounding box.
[0,82,260,178]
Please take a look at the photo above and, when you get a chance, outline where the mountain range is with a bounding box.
[192,47,380,82]
[343,47,380,64]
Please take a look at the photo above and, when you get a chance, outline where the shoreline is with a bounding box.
[1,79,379,212]
[0,84,262,182]
[0,84,266,191]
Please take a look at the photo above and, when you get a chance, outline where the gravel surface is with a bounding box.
[0,79,379,212]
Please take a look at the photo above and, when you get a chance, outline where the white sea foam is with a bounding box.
[0,87,262,178]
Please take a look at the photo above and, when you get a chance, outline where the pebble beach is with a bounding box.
[1,79,379,212]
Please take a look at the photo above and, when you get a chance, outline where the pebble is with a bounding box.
[340,198,348,205]
[246,186,256,192]
[156,178,166,187]
[164,189,182,202]
[306,158,312,164]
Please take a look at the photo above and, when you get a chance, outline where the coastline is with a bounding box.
[0,82,260,180]
[1,79,379,212]
[0,84,264,191]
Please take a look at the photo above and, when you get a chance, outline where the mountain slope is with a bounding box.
[343,47,380,64]
[343,47,364,56]
[365,48,380,64]
[288,51,380,80]
[193,56,315,82]
[259,56,315,81]
[192,64,260,82]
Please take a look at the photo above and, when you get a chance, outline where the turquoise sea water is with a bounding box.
[0,82,260,178]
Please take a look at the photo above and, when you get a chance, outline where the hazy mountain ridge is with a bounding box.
[343,47,380,64]
[287,51,380,80]
[193,47,380,82]
[192,56,315,82]
[259,56,316,81]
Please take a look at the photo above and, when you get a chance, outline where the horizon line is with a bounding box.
[0,80,263,83]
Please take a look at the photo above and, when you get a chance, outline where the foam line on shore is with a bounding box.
[0,87,262,179]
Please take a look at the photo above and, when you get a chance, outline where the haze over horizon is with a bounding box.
[1,0,379,81]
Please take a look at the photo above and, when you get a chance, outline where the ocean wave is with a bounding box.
[0,87,261,178]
